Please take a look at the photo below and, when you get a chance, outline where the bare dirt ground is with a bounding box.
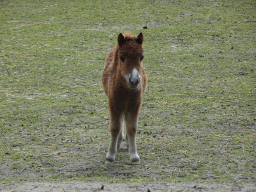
[1,181,256,192]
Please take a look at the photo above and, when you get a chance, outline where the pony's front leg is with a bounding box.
[106,111,123,162]
[125,111,140,164]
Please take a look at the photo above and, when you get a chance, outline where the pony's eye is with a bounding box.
[120,54,125,62]
[140,54,144,61]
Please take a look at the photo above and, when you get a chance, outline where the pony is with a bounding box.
[102,32,147,163]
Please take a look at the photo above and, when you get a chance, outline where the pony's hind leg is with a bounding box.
[106,111,123,162]
[117,114,124,149]
[126,134,129,149]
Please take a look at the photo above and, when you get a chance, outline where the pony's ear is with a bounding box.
[136,32,144,45]
[118,33,125,46]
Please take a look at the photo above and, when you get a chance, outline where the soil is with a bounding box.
[1,181,256,192]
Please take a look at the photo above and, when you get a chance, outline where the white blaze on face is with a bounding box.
[131,68,139,78]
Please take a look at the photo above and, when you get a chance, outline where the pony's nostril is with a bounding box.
[136,78,140,85]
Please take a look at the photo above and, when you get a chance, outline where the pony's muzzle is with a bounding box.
[129,76,140,87]
[128,68,140,88]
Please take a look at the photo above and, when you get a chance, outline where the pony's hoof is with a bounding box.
[130,154,140,164]
[106,154,115,162]
[105,160,113,164]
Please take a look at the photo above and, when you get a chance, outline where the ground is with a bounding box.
[0,0,255,191]
[2,181,256,192]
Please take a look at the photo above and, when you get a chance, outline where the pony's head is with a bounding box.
[117,32,144,90]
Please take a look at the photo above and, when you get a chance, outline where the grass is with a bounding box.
[0,0,256,184]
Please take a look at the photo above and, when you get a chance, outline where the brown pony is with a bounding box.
[102,32,147,163]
